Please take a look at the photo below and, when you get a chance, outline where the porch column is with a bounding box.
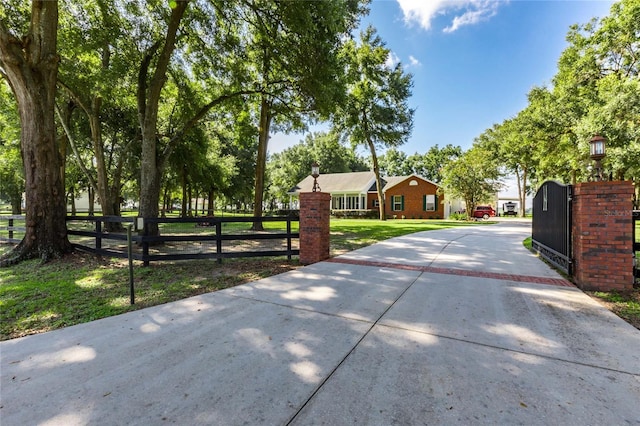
[299,192,331,265]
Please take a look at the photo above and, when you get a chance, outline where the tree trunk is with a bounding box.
[138,109,162,235]
[88,187,95,215]
[69,188,77,216]
[10,192,22,215]
[465,198,476,221]
[207,189,215,215]
[0,0,73,265]
[161,184,169,217]
[252,95,272,230]
[520,167,528,217]
[180,165,188,218]
[137,0,189,236]
[86,97,122,230]
[514,166,523,217]
[366,139,386,221]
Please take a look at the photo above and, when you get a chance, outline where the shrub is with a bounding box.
[449,212,467,221]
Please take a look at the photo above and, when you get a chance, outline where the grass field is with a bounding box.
[0,218,484,340]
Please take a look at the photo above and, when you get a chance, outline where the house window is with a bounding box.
[332,195,365,210]
[332,196,343,210]
[346,195,361,210]
[372,199,379,208]
[392,195,404,211]
[423,194,437,211]
[409,180,418,186]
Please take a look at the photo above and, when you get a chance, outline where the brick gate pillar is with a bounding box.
[299,192,331,265]
[572,181,635,292]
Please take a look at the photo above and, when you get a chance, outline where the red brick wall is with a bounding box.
[384,178,444,219]
[367,193,379,210]
[572,181,634,292]
[299,192,331,265]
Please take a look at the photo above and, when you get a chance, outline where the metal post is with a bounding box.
[127,224,135,305]
[142,221,149,267]
[286,218,292,260]
[216,221,222,264]
[96,219,102,252]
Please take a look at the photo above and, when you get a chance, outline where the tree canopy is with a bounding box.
[469,0,639,208]
[1,0,638,266]
[333,26,415,220]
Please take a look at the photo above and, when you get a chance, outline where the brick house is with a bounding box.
[382,174,445,219]
[289,171,447,219]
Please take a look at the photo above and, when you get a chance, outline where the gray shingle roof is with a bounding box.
[288,172,439,195]
[288,171,376,194]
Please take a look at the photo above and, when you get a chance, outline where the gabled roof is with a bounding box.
[288,171,376,195]
[288,172,439,195]
[382,174,439,193]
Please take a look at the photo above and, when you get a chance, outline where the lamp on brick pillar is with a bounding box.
[589,134,607,181]
[311,162,321,192]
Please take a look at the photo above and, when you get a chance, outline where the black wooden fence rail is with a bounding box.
[64,215,300,265]
[0,215,25,244]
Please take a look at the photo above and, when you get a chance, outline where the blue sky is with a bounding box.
[269,0,615,156]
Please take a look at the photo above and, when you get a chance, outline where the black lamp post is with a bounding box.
[589,134,607,181]
[311,162,321,192]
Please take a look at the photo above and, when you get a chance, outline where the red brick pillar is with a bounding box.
[572,181,635,292]
[299,192,331,265]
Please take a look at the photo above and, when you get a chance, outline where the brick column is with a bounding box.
[299,192,331,265]
[572,181,634,292]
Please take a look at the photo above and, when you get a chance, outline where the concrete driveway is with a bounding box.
[1,221,639,425]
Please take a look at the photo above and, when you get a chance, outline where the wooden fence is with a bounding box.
[1,215,299,265]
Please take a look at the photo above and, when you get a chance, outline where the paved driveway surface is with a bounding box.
[1,221,639,425]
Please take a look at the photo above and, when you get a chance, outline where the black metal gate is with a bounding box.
[532,181,573,275]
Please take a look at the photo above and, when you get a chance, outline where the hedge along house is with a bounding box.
[289,171,446,219]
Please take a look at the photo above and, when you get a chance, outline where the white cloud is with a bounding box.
[385,51,401,69]
[396,0,505,33]
[396,0,446,31]
[443,2,501,33]
[409,55,421,67]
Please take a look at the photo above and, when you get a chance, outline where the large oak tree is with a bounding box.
[0,0,73,264]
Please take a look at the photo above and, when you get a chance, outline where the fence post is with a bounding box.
[286,217,292,261]
[572,181,634,292]
[216,221,222,264]
[299,192,331,265]
[95,218,102,251]
[142,220,150,267]
[127,224,135,305]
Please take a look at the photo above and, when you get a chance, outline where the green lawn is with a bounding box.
[1,218,483,340]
